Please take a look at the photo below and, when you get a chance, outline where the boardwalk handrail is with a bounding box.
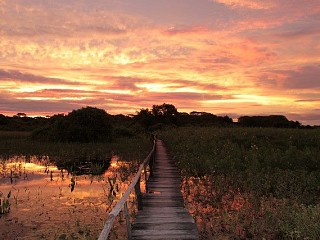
[98,138,156,240]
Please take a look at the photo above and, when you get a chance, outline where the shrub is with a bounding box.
[33,107,113,142]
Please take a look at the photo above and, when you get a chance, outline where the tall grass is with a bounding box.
[160,127,320,239]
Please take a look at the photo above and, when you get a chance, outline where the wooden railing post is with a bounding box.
[123,201,132,240]
[135,177,143,210]
[98,214,116,240]
[144,164,147,184]
[149,144,155,178]
[99,139,156,239]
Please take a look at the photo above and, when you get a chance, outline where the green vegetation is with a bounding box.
[160,127,320,239]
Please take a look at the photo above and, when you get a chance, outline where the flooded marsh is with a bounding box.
[0,155,141,240]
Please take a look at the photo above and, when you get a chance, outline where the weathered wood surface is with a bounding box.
[132,140,199,240]
[98,143,156,240]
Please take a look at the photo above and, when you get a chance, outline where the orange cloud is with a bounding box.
[0,0,319,124]
[213,0,275,9]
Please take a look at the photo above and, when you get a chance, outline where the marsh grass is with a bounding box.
[161,127,320,239]
[0,131,31,139]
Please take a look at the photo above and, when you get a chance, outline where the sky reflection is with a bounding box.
[0,155,137,239]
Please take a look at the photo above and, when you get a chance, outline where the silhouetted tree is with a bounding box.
[152,103,178,117]
[238,115,301,128]
[151,103,178,125]
[34,107,113,142]
[15,113,27,118]
[177,111,232,126]
[134,108,153,129]
[0,114,9,125]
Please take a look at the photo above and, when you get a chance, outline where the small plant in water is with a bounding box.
[70,177,75,192]
[0,190,11,215]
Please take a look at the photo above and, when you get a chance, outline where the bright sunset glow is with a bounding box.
[0,0,319,124]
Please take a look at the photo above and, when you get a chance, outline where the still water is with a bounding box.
[0,155,138,239]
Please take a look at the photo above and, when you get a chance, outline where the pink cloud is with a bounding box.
[274,65,320,89]
[0,69,82,85]
[164,25,210,36]
[213,0,275,9]
[0,0,319,125]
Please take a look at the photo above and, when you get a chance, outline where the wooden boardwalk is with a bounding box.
[131,140,199,240]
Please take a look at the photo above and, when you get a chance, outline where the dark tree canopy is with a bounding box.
[238,115,301,128]
[0,114,8,125]
[15,112,27,118]
[134,103,233,129]
[152,103,178,117]
[34,107,113,142]
[1,104,310,138]
[65,107,112,142]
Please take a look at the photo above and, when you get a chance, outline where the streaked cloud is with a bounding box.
[213,0,275,9]
[281,65,320,89]
[0,69,81,85]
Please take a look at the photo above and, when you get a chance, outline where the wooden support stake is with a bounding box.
[149,151,154,178]
[144,165,147,184]
[144,165,148,192]
[135,177,143,210]
[123,201,132,240]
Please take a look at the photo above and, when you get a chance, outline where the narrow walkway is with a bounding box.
[131,140,199,240]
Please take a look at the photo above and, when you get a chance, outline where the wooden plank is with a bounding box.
[143,195,183,199]
[147,184,181,189]
[147,180,181,183]
[132,222,197,230]
[133,218,196,224]
[134,216,194,223]
[132,235,198,240]
[136,212,192,218]
[145,193,183,198]
[141,203,184,208]
[132,229,198,237]
[132,140,199,240]
[136,208,189,214]
[146,187,182,191]
[143,196,184,201]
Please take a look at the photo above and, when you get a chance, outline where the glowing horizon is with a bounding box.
[0,0,319,125]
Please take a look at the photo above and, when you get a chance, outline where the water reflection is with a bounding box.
[0,155,140,240]
[55,156,111,176]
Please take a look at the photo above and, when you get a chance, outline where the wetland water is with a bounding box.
[0,155,139,239]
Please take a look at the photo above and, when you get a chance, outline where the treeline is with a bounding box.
[238,115,301,128]
[133,103,232,130]
[0,103,312,142]
[132,104,304,129]
[0,113,48,131]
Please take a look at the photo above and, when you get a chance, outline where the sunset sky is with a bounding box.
[1,0,319,125]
